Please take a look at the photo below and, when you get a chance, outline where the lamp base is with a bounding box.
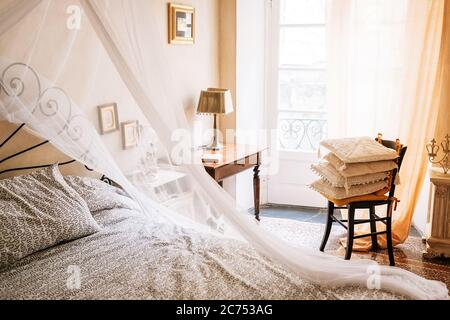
[205,114,223,151]
[205,143,223,151]
[205,134,223,151]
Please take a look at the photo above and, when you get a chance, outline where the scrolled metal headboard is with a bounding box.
[0,61,111,185]
[0,123,111,185]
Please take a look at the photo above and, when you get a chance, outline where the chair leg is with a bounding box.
[320,201,334,252]
[386,203,395,266]
[369,206,379,251]
[345,206,355,260]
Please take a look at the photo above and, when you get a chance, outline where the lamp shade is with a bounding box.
[197,88,234,115]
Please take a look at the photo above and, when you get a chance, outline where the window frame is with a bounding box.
[275,0,328,153]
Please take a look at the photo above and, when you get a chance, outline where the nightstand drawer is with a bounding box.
[213,161,255,181]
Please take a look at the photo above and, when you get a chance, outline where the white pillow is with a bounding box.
[311,162,388,188]
[320,137,398,163]
[310,179,388,200]
[324,153,398,178]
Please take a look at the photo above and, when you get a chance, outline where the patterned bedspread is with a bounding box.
[0,195,401,300]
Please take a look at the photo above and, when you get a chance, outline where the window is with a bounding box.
[277,0,327,152]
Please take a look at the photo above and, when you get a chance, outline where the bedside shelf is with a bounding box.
[127,169,186,188]
[127,167,193,216]
[127,168,186,189]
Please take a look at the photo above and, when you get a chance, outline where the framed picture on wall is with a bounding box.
[168,3,195,44]
[121,120,140,150]
[97,103,119,134]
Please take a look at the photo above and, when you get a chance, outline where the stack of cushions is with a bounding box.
[310,137,399,204]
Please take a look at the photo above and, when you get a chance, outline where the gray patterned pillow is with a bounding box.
[64,176,135,213]
[0,165,101,269]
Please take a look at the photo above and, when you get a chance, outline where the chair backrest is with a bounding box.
[375,135,407,198]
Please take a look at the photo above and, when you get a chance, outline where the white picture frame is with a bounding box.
[98,103,119,134]
[121,120,140,150]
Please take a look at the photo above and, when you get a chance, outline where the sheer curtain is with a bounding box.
[326,0,446,250]
[0,0,448,299]
[0,0,41,36]
[434,1,450,144]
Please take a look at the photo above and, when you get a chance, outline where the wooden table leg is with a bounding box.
[253,165,260,221]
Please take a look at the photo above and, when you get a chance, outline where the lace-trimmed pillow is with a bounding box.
[311,162,388,188]
[0,165,100,269]
[310,179,388,200]
[324,153,398,178]
[320,137,398,164]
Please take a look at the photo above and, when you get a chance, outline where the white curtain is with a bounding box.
[326,0,446,250]
[0,0,448,299]
[0,0,41,36]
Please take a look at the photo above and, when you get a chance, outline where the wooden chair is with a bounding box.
[319,135,407,266]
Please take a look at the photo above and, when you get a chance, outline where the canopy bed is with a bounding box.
[0,122,400,300]
[0,0,448,300]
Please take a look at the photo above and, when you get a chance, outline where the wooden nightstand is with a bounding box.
[202,144,266,221]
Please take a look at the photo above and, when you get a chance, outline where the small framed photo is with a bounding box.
[121,120,140,150]
[98,103,119,134]
[168,3,195,45]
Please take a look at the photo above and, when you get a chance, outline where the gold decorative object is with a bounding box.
[427,134,450,174]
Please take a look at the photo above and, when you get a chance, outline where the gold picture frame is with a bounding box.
[168,3,195,45]
[121,120,140,150]
[97,103,119,134]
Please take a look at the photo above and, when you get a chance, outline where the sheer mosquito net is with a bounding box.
[0,0,448,300]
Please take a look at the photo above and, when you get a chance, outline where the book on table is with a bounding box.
[202,154,222,164]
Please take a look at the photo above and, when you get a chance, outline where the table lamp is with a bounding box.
[197,88,234,151]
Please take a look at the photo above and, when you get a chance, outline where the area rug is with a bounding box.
[260,216,450,291]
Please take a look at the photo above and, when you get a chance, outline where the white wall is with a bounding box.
[218,0,238,198]
[235,0,268,210]
[0,0,219,175]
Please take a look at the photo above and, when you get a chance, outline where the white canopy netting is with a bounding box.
[0,0,448,299]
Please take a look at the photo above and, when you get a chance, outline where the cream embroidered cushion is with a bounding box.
[320,137,398,163]
[0,165,100,269]
[310,179,387,200]
[311,162,388,188]
[324,153,398,178]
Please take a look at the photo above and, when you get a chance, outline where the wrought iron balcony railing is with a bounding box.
[278,109,327,152]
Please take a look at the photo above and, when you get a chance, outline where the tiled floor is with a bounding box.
[259,205,450,292]
[260,205,422,237]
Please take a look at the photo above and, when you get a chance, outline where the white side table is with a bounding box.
[425,168,450,258]
[127,168,186,189]
[126,168,192,210]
